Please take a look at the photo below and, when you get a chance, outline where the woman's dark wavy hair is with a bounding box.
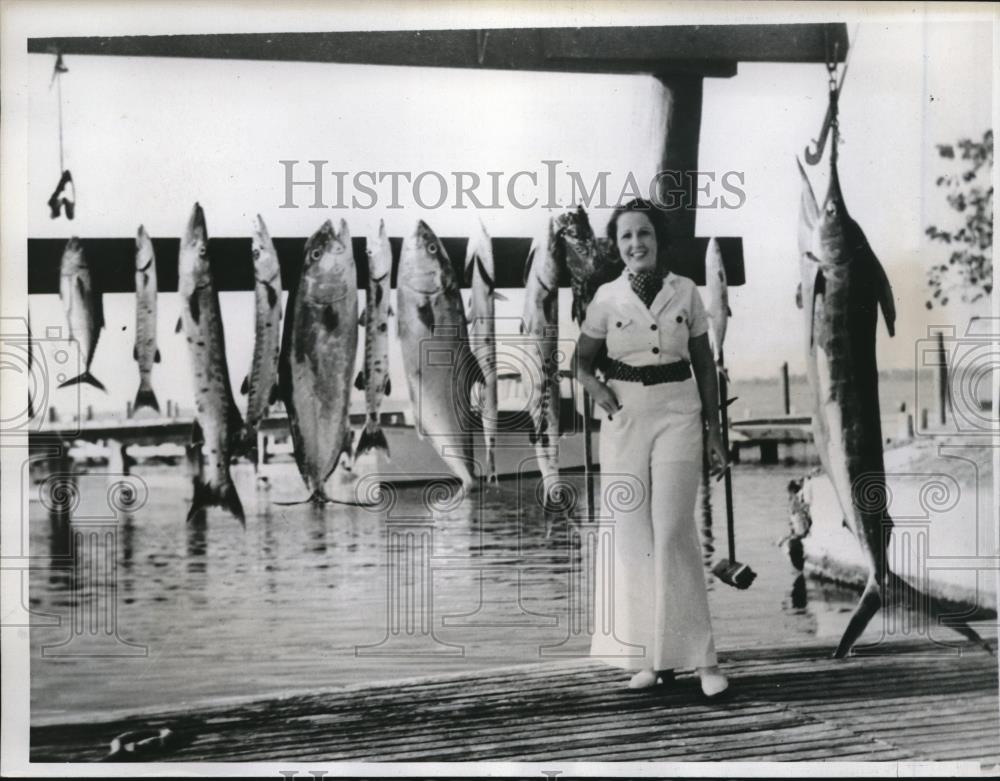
[605,198,672,272]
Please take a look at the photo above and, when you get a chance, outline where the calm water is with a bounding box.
[27,455,915,724]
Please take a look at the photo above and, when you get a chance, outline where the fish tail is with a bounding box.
[187,477,245,526]
[356,419,390,459]
[833,577,882,658]
[133,384,160,413]
[59,371,106,392]
[883,570,994,656]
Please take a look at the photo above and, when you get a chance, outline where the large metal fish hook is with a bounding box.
[804,38,850,166]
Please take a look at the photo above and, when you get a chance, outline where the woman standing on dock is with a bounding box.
[576,198,729,698]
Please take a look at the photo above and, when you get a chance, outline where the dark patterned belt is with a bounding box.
[601,358,691,385]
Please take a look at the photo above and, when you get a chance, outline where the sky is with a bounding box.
[22,17,994,416]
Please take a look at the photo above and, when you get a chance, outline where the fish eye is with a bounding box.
[198,245,207,257]
[428,243,438,254]
[310,248,323,261]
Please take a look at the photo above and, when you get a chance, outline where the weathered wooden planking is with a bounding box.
[31,638,997,763]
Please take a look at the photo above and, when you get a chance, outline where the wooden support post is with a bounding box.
[936,331,950,425]
[781,362,791,415]
[258,430,268,467]
[760,441,779,464]
[654,75,704,240]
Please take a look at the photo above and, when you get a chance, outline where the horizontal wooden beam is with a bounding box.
[26,236,745,294]
[27,24,847,76]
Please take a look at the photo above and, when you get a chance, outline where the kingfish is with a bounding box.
[58,237,106,391]
[522,217,562,507]
[704,237,730,365]
[177,203,245,524]
[133,225,160,412]
[355,219,393,459]
[465,219,503,483]
[797,155,990,657]
[279,219,358,502]
[240,214,283,457]
[397,220,482,490]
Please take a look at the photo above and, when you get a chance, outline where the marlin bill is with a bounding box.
[466,219,504,484]
[522,216,563,509]
[397,219,482,490]
[58,237,106,392]
[279,219,358,503]
[796,154,990,657]
[240,214,283,458]
[133,225,160,412]
[177,203,245,524]
[355,219,393,459]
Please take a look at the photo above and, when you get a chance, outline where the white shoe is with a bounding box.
[627,669,659,690]
[697,666,729,698]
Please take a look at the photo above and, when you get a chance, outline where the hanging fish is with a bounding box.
[58,237,105,391]
[240,214,283,458]
[278,219,358,503]
[797,154,989,657]
[355,219,393,459]
[177,203,244,524]
[397,220,482,490]
[704,237,731,366]
[522,216,562,508]
[133,225,160,413]
[465,219,504,484]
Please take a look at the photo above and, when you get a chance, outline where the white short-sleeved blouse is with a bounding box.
[580,271,709,366]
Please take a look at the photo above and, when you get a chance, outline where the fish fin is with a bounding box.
[796,157,820,254]
[154,349,161,363]
[795,282,803,310]
[94,291,105,331]
[494,291,508,302]
[269,383,280,405]
[175,317,183,334]
[191,418,204,446]
[58,371,106,392]
[359,307,367,327]
[264,281,278,309]
[134,386,160,413]
[142,271,149,288]
[374,283,384,309]
[188,292,200,324]
[872,258,897,337]
[240,375,249,395]
[354,370,366,391]
[384,377,391,395]
[322,305,339,332]
[476,256,495,292]
[809,269,826,349]
[132,345,138,361]
[188,478,245,526]
[417,300,434,331]
[356,421,390,459]
[726,304,732,317]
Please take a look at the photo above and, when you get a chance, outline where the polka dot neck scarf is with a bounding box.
[627,270,665,308]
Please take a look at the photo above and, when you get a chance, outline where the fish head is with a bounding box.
[134,225,154,271]
[400,220,452,294]
[558,205,598,279]
[179,203,210,283]
[251,214,280,276]
[302,219,355,301]
[60,236,85,273]
[368,218,392,277]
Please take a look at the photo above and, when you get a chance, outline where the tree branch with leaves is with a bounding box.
[925,129,993,308]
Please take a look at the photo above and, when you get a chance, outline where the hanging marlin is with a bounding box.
[796,153,990,657]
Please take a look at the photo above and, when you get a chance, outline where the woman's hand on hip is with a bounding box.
[706,428,728,478]
[590,382,622,419]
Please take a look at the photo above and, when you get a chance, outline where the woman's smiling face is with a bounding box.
[616,211,658,274]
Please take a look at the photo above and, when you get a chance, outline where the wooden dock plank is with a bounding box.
[31,638,997,763]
